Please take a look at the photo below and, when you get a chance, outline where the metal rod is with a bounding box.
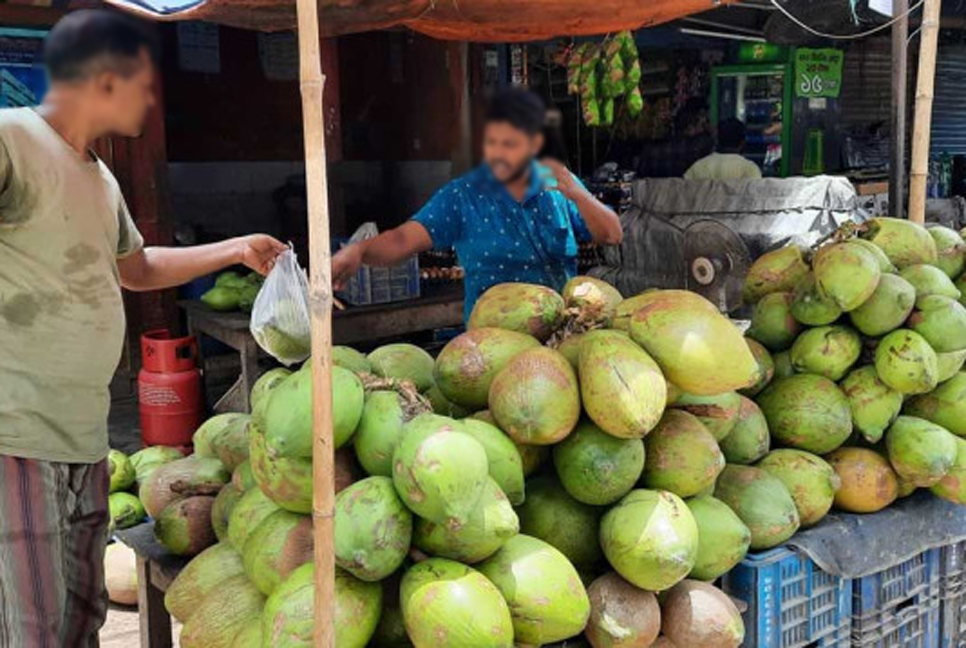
[890,0,909,218]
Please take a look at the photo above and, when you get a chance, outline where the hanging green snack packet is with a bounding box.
[567,43,590,95]
[625,58,642,93]
[579,46,600,100]
[602,52,625,98]
[583,98,601,126]
[618,31,638,63]
[602,98,615,126]
[627,87,644,117]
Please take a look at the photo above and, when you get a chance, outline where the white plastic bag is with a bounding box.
[250,248,312,366]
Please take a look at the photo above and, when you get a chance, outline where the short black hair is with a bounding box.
[486,87,546,136]
[44,10,160,82]
[717,118,747,152]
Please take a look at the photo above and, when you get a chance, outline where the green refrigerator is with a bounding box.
[710,63,793,178]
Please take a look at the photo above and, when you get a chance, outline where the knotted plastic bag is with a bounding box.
[250,248,311,366]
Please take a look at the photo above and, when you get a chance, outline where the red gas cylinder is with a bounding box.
[138,329,203,449]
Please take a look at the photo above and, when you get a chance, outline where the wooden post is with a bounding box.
[889,0,908,218]
[294,0,336,644]
[908,0,942,224]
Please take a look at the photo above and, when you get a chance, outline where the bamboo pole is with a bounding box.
[889,0,908,218]
[294,0,336,643]
[908,0,942,224]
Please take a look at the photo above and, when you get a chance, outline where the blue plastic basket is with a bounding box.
[939,541,966,648]
[721,547,852,648]
[852,548,941,648]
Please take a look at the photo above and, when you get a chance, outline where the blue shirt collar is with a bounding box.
[480,160,545,205]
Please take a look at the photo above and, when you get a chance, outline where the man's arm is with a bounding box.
[332,221,433,289]
[118,234,287,292]
[541,159,623,246]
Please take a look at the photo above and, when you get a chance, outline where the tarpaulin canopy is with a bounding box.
[103,0,729,39]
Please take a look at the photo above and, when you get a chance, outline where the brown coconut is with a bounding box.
[661,580,745,648]
[585,572,661,648]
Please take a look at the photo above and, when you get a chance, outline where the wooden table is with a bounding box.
[179,284,464,412]
[114,524,188,648]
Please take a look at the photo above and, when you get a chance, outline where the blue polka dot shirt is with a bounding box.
[413,161,592,321]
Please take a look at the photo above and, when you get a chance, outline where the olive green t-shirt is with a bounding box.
[0,108,143,463]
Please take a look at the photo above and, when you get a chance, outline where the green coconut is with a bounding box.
[249,368,291,419]
[401,558,514,648]
[231,619,261,648]
[741,338,775,398]
[612,292,655,331]
[714,465,800,550]
[179,574,264,648]
[194,413,249,459]
[874,329,939,394]
[557,332,586,369]
[461,418,526,505]
[392,413,488,524]
[828,447,899,513]
[563,275,623,320]
[840,366,903,444]
[242,509,313,596]
[473,410,551,477]
[413,477,518,564]
[813,241,882,311]
[772,350,794,379]
[231,460,255,492]
[861,217,938,268]
[686,495,751,581]
[629,290,759,395]
[957,272,966,308]
[249,425,312,514]
[109,491,146,530]
[478,534,591,645]
[264,364,364,457]
[227,485,281,552]
[370,576,409,648]
[599,489,698,591]
[585,572,662,648]
[354,388,430,478]
[718,396,770,465]
[930,226,966,277]
[262,563,382,648]
[905,373,966,436]
[670,391,741,441]
[885,416,958,487]
[516,475,603,572]
[333,345,372,375]
[489,347,580,445]
[425,382,473,418]
[434,328,540,410]
[211,484,242,542]
[848,273,917,337]
[335,476,412,581]
[642,410,724,498]
[155,496,217,557]
[748,292,802,352]
[578,330,667,439]
[108,449,136,494]
[367,343,436,392]
[552,419,645,506]
[851,237,897,273]
[900,264,962,302]
[139,455,229,519]
[789,325,862,381]
[937,349,966,382]
[468,282,566,342]
[756,374,853,454]
[791,273,842,326]
[164,542,245,623]
[661,580,745,648]
[909,295,966,352]
[207,415,253,473]
[758,449,840,528]
[931,436,966,505]
[742,245,811,304]
[129,446,184,485]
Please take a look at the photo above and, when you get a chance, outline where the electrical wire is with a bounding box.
[769,0,925,40]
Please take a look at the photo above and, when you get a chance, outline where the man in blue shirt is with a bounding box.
[332,88,623,319]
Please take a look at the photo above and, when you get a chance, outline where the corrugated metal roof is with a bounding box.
[932,45,966,155]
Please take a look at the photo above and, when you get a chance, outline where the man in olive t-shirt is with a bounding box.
[0,12,285,644]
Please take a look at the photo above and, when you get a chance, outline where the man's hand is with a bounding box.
[235,234,288,275]
[332,243,365,290]
[540,158,587,202]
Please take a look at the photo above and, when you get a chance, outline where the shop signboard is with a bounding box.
[0,29,47,108]
[794,48,844,99]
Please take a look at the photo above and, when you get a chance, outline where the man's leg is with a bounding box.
[0,455,70,648]
[60,460,110,648]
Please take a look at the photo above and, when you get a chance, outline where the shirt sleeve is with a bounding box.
[0,137,15,226]
[412,182,463,249]
[116,192,144,259]
[567,174,593,243]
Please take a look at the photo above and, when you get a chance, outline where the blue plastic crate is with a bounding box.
[853,548,941,648]
[721,547,852,648]
[939,541,966,648]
